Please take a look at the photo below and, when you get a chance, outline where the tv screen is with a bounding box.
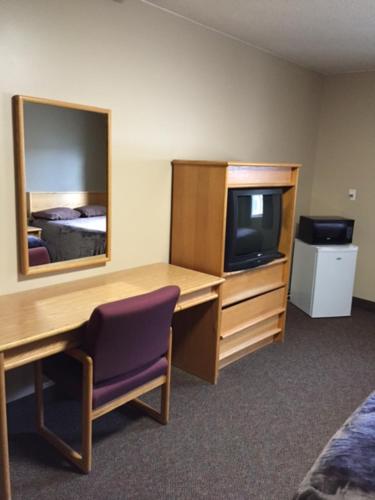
[224,188,283,272]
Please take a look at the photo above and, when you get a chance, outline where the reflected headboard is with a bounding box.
[27,191,107,216]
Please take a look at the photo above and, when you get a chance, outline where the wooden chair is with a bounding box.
[34,285,180,473]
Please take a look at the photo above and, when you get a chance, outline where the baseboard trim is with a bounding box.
[6,380,54,404]
[353,297,375,313]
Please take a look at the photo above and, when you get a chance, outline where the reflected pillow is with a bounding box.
[75,205,106,217]
[32,207,81,220]
[28,235,46,248]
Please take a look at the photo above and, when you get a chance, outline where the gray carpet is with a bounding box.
[7,303,375,500]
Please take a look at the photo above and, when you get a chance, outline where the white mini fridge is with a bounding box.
[290,239,358,317]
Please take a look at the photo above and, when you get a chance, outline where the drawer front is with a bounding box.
[220,315,280,353]
[222,260,286,306]
[227,166,292,187]
[221,287,285,337]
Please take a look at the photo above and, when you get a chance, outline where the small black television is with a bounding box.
[224,188,283,272]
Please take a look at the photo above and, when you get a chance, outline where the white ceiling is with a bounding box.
[143,0,375,74]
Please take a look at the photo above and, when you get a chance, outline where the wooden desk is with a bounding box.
[0,263,224,499]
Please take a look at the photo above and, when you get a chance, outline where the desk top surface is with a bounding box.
[0,263,223,352]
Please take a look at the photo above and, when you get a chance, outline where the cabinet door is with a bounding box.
[312,250,357,317]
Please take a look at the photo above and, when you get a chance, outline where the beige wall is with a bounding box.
[310,72,375,301]
[0,0,322,298]
[1,0,323,399]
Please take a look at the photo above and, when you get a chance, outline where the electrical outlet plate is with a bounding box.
[348,188,357,200]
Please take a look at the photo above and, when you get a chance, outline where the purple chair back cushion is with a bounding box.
[83,285,180,384]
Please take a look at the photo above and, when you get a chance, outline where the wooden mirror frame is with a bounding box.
[13,95,112,276]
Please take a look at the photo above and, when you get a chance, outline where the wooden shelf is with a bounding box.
[222,259,287,307]
[222,257,288,278]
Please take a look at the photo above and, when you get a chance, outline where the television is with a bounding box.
[224,188,283,272]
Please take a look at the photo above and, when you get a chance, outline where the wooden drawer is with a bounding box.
[219,336,274,368]
[221,287,285,338]
[227,166,292,187]
[222,258,286,307]
[220,315,280,354]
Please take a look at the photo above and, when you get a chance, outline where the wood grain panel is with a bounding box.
[227,166,292,186]
[172,299,221,384]
[0,354,11,500]
[220,307,285,340]
[26,254,109,276]
[278,167,300,341]
[219,337,273,369]
[220,315,280,353]
[4,330,81,371]
[0,263,223,353]
[13,95,28,276]
[176,287,218,311]
[221,287,285,338]
[171,162,227,276]
[222,258,287,307]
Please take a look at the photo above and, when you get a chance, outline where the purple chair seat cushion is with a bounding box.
[29,246,50,266]
[92,356,167,408]
[43,353,168,409]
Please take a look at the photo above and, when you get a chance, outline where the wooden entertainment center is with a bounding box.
[170,160,300,371]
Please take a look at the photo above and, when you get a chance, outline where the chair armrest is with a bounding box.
[65,348,93,368]
[65,349,93,416]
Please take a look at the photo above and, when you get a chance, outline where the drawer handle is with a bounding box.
[336,257,342,260]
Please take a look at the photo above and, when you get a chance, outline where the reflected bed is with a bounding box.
[30,216,106,262]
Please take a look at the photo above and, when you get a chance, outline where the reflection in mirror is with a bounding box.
[13,96,111,276]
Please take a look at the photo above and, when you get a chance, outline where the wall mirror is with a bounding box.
[13,95,111,276]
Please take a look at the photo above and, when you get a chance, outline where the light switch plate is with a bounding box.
[348,188,357,200]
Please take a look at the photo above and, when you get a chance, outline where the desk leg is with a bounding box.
[172,298,220,384]
[0,353,11,499]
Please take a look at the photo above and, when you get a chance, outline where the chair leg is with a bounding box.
[130,329,172,425]
[34,360,44,432]
[161,329,172,424]
[81,355,93,473]
[33,353,93,474]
